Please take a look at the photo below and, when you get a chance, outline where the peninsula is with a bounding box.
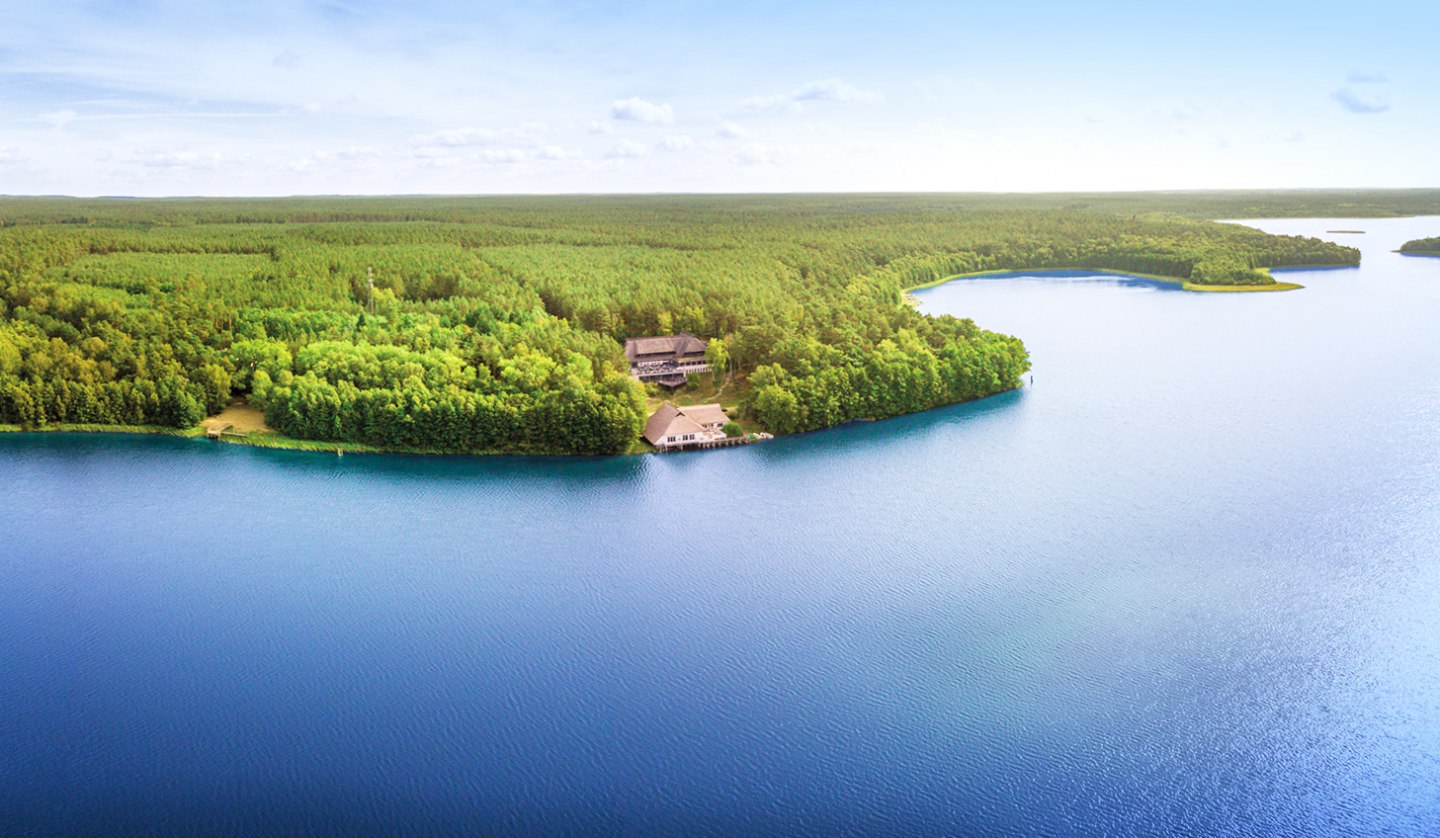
[0,193,1374,454]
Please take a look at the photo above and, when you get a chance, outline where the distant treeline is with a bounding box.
[3,189,1439,225]
[1399,237,1440,254]
[0,195,1365,452]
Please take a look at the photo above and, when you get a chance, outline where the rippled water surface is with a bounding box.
[3,219,1440,834]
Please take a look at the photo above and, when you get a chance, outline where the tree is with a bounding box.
[705,337,730,386]
[751,384,803,435]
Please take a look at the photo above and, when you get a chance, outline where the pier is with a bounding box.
[655,432,773,452]
[204,423,251,440]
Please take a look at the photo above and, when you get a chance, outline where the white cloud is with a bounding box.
[318,146,382,162]
[734,143,773,165]
[411,123,549,149]
[410,154,464,171]
[286,145,382,172]
[136,150,199,169]
[793,78,881,103]
[132,149,252,171]
[539,145,570,160]
[482,148,527,163]
[660,135,694,151]
[409,146,535,167]
[412,127,500,147]
[409,145,454,160]
[609,138,650,158]
[743,78,881,111]
[1347,71,1388,84]
[610,97,674,124]
[1331,88,1389,114]
[587,121,613,134]
[717,121,748,139]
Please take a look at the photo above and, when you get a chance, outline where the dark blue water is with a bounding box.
[4,218,1440,835]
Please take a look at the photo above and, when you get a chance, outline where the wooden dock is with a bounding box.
[656,432,773,453]
[204,423,251,440]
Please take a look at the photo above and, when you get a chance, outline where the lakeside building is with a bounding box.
[624,333,710,387]
[644,402,732,451]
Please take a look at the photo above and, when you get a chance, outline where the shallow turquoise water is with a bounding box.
[2,218,1439,834]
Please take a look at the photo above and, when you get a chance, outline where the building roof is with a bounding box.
[625,333,707,362]
[643,402,731,445]
[644,402,707,444]
[678,403,729,427]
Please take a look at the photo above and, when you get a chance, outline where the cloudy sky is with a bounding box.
[0,0,1435,196]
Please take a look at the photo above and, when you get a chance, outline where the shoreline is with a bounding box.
[0,383,1026,459]
[0,422,666,459]
[905,267,1307,294]
[0,423,205,439]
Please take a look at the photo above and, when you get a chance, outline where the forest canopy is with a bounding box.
[0,194,1363,454]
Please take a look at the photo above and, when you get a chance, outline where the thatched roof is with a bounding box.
[644,402,703,444]
[678,403,728,427]
[643,402,731,445]
[625,333,707,362]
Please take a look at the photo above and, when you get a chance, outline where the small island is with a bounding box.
[1399,236,1440,256]
[0,195,1363,455]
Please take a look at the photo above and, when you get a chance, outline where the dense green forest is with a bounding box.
[1399,237,1440,254]
[0,194,1366,453]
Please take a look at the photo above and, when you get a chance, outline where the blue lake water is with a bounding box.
[3,218,1440,835]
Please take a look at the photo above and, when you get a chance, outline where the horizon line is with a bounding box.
[3,186,1440,201]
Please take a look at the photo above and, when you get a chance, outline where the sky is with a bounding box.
[0,0,1435,196]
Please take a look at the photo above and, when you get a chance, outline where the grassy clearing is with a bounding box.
[643,374,751,415]
[638,373,769,439]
